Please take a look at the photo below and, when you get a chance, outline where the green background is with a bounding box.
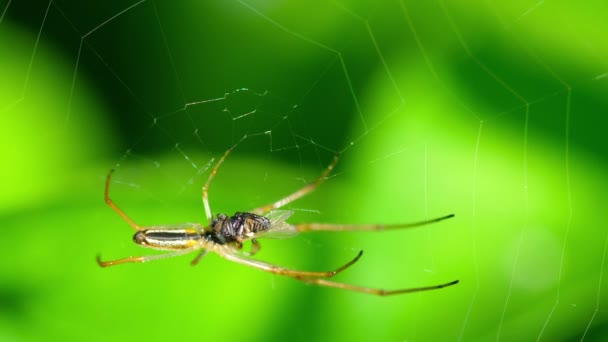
[1,1,607,341]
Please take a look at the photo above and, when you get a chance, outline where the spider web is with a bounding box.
[2,0,608,341]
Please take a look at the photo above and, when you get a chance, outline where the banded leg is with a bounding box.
[202,148,234,224]
[250,154,340,215]
[105,169,141,231]
[97,246,201,267]
[218,248,363,278]
[300,278,459,296]
[294,214,455,232]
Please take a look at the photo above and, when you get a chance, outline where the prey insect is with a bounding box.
[98,148,459,296]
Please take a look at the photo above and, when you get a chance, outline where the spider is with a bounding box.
[98,148,459,296]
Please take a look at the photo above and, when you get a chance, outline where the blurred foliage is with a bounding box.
[1,0,607,341]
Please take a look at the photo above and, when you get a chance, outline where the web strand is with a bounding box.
[3,1,605,340]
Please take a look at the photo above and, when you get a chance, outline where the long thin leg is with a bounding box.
[301,278,459,296]
[250,154,340,215]
[97,247,200,267]
[105,169,141,231]
[217,246,458,296]
[202,148,233,224]
[190,249,208,266]
[294,214,455,232]
[218,248,363,278]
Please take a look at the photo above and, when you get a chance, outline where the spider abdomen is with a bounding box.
[133,228,202,250]
[209,212,271,244]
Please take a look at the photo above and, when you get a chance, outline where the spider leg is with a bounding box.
[202,148,233,224]
[97,246,200,267]
[105,169,141,231]
[294,214,454,232]
[300,278,459,296]
[250,155,340,215]
[217,247,363,278]
[190,249,208,266]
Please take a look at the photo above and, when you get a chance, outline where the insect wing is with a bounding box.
[258,210,298,239]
